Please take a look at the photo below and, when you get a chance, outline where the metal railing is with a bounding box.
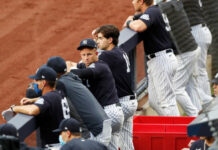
[8,28,148,141]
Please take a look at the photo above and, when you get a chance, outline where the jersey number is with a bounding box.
[162,13,171,32]
[123,53,130,73]
[61,97,70,119]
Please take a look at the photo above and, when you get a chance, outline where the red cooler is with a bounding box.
[133,116,197,150]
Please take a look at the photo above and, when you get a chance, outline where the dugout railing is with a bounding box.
[8,28,148,144]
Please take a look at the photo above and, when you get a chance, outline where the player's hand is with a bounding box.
[20,97,35,105]
[123,16,134,28]
[92,28,99,41]
[1,108,16,121]
[66,61,77,72]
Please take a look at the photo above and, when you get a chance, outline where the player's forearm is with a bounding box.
[71,68,94,79]
[128,20,147,32]
[13,105,40,116]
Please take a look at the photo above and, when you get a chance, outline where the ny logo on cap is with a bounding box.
[83,40,87,45]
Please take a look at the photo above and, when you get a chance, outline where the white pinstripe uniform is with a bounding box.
[186,25,213,110]
[173,47,200,116]
[133,5,180,116]
[119,95,138,150]
[98,45,137,150]
[183,0,213,111]
[104,104,124,150]
[148,50,180,116]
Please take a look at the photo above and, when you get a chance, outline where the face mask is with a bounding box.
[33,83,42,96]
[59,135,66,146]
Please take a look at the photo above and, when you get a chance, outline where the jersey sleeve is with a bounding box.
[88,63,106,79]
[139,9,155,28]
[33,97,50,114]
[71,68,94,79]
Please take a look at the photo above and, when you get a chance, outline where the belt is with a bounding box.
[130,95,136,100]
[116,102,121,107]
[146,49,173,61]
[201,23,206,27]
[104,102,121,109]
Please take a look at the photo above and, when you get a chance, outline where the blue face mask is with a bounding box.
[59,135,66,146]
[33,83,42,96]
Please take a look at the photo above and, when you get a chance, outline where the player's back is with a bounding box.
[99,47,134,98]
[87,60,119,107]
[140,5,174,54]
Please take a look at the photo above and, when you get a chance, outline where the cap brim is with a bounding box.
[77,46,96,50]
[29,75,36,79]
[52,128,63,133]
[211,79,218,84]
[77,46,83,50]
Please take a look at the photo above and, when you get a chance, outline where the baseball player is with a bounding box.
[53,118,83,146]
[46,56,112,146]
[53,118,108,150]
[212,73,218,97]
[158,0,200,116]
[190,137,215,150]
[10,65,70,147]
[123,0,180,116]
[182,0,213,109]
[95,24,138,150]
[70,38,124,150]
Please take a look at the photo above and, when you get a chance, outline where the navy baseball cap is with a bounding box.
[29,65,57,81]
[53,118,81,133]
[212,73,218,84]
[77,38,97,50]
[47,56,67,73]
[0,123,19,137]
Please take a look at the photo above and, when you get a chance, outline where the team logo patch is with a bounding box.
[35,98,44,104]
[140,14,150,21]
[83,40,87,45]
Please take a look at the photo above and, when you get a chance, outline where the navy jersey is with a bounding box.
[34,90,70,147]
[139,5,175,54]
[71,60,119,107]
[190,139,209,150]
[99,47,134,98]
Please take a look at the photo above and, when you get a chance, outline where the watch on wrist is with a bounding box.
[10,105,16,112]
[126,20,132,28]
